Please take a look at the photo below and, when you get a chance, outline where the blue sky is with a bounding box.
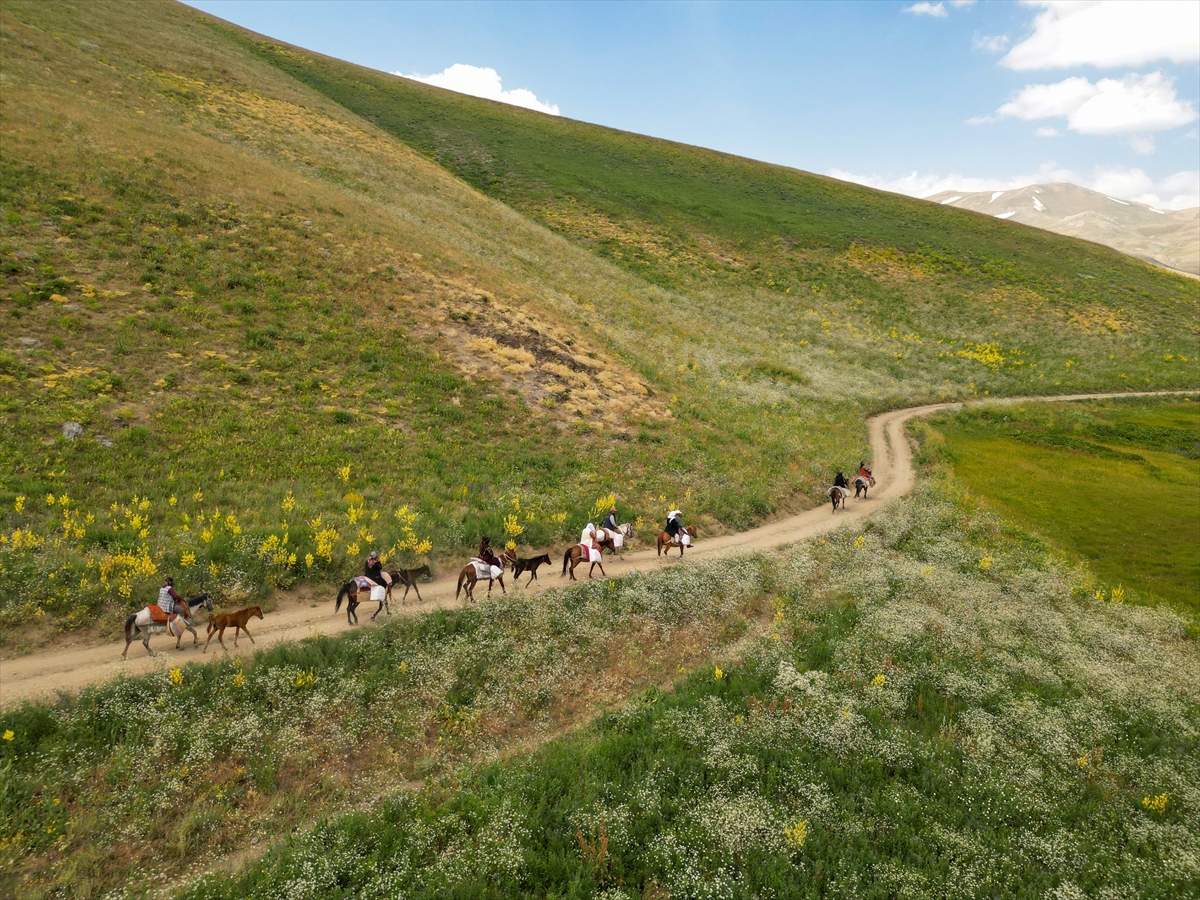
[183,0,1199,208]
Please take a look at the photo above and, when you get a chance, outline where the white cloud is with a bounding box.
[903,2,947,18]
[1035,126,1059,137]
[974,34,1011,52]
[1003,1,1200,70]
[827,162,1199,209]
[1127,135,1156,155]
[396,63,560,115]
[992,72,1197,138]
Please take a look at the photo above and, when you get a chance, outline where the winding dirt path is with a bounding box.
[2,390,1193,708]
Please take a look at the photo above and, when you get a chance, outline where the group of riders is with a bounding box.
[149,466,872,617]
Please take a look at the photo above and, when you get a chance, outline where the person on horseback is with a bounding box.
[834,471,848,491]
[666,510,684,540]
[602,507,618,534]
[365,550,392,589]
[157,577,183,617]
[478,536,500,569]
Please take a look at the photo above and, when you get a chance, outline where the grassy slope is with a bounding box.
[240,28,1199,407]
[926,398,1200,615]
[0,0,860,637]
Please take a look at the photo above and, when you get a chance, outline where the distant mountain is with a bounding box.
[927,183,1199,276]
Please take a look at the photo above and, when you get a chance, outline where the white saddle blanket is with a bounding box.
[669,532,691,546]
[470,559,503,580]
[601,528,624,549]
[577,543,602,563]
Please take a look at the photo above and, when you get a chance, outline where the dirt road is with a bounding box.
[2,390,1192,708]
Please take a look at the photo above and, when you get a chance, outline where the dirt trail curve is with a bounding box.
[2,390,1193,709]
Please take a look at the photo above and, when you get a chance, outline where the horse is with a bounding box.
[335,577,391,625]
[122,592,213,658]
[203,605,263,653]
[455,555,506,603]
[656,525,697,558]
[386,565,432,605]
[510,553,552,586]
[601,523,635,556]
[854,470,876,500]
[829,486,849,512]
[561,533,616,581]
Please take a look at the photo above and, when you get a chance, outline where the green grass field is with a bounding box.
[6,482,1196,899]
[926,399,1200,615]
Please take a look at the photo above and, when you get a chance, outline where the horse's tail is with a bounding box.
[335,584,350,612]
[561,547,572,577]
[124,612,138,642]
[455,569,466,601]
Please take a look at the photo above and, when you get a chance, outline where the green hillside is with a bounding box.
[1,0,1197,638]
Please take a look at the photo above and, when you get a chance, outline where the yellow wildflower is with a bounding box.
[978,556,992,571]
[784,819,808,847]
[13,496,24,513]
[714,667,724,681]
[871,674,886,688]
[2,730,13,741]
[854,534,865,549]
[169,667,184,687]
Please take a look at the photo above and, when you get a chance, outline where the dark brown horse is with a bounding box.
[335,578,390,624]
[203,605,263,652]
[386,565,432,605]
[511,553,552,586]
[829,486,849,512]
[561,534,615,581]
[656,526,697,558]
[854,469,876,499]
[455,556,506,603]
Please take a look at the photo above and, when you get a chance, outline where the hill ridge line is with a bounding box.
[2,389,1195,709]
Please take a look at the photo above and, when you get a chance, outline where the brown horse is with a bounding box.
[829,486,849,512]
[511,553,552,586]
[656,526,697,558]
[455,556,506,603]
[203,605,263,652]
[561,534,616,581]
[386,565,432,605]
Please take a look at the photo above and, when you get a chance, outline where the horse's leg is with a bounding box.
[498,574,506,595]
[219,625,229,651]
[187,623,199,648]
[526,571,536,587]
[143,629,155,657]
[243,623,255,645]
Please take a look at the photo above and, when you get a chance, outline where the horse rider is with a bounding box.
[581,522,601,550]
[601,507,618,535]
[157,576,184,617]
[365,550,392,589]
[834,471,849,492]
[857,461,872,480]
[666,509,685,541]
[477,536,501,569]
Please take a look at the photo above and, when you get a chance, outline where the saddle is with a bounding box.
[352,575,377,591]
[148,605,169,623]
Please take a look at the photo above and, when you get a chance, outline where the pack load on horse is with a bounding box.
[829,471,851,512]
[657,510,696,557]
[122,578,214,657]
[854,461,876,499]
[456,537,507,602]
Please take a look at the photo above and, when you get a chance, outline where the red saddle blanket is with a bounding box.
[149,605,169,623]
